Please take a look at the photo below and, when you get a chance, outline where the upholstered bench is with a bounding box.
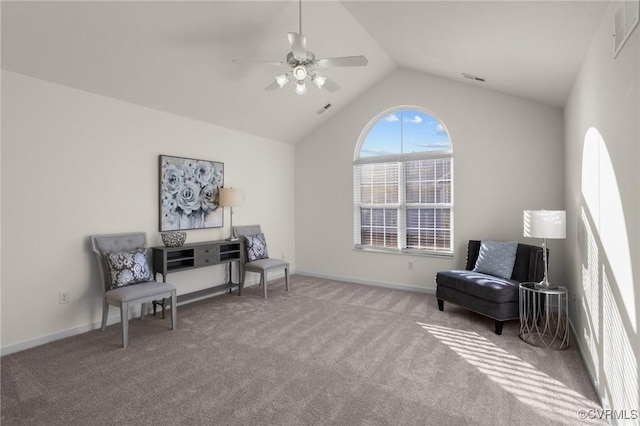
[436,240,545,335]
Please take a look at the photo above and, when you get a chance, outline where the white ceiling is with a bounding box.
[1,1,608,144]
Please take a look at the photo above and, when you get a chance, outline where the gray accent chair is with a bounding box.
[233,225,289,299]
[90,232,177,348]
[436,240,545,335]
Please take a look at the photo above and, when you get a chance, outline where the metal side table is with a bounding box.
[519,282,569,350]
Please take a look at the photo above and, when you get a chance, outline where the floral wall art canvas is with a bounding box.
[159,155,224,231]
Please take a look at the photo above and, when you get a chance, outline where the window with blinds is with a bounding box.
[354,108,453,255]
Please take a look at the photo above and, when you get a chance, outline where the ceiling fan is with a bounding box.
[232,0,368,95]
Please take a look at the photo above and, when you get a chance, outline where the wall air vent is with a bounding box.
[614,0,639,56]
[316,103,333,114]
[462,73,486,83]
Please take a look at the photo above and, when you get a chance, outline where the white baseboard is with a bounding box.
[1,320,104,356]
[295,270,436,295]
[0,294,227,356]
[568,319,609,422]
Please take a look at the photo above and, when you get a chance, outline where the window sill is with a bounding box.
[353,246,454,258]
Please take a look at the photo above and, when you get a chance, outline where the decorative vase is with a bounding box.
[161,231,187,248]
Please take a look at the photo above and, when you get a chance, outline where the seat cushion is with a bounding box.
[105,281,175,304]
[244,258,288,272]
[436,270,519,303]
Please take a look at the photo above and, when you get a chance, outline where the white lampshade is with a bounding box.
[219,187,243,207]
[523,210,566,239]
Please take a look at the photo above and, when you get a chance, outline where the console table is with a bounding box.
[151,240,243,311]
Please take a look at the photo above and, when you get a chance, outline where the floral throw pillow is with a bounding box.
[104,248,152,289]
[244,233,269,262]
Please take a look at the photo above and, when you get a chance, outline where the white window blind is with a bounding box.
[354,108,453,255]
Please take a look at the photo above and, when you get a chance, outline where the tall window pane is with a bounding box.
[354,107,453,255]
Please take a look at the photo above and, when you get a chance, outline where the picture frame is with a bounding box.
[159,155,224,231]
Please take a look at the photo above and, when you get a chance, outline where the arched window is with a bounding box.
[353,107,453,255]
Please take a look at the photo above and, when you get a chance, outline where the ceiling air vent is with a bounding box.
[316,103,333,114]
[462,73,486,83]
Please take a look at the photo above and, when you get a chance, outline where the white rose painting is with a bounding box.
[160,155,224,231]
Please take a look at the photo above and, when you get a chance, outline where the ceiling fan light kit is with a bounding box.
[312,74,326,89]
[276,74,291,88]
[293,65,307,80]
[233,0,368,96]
[295,81,308,95]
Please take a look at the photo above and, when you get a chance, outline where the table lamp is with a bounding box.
[523,210,566,288]
[219,187,243,240]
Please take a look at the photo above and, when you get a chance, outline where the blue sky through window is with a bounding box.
[360,109,450,157]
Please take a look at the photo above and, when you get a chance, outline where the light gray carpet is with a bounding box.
[2,274,604,425]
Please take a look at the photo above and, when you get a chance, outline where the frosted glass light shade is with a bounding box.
[275,74,290,88]
[295,81,307,95]
[219,188,243,207]
[313,74,326,89]
[523,210,566,239]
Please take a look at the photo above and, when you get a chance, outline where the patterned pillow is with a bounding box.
[244,233,269,262]
[104,248,152,289]
[472,240,518,279]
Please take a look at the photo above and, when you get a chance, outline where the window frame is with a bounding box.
[353,107,454,257]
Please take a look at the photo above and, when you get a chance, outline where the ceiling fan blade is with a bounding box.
[322,77,341,93]
[231,58,285,67]
[288,32,307,61]
[316,55,368,68]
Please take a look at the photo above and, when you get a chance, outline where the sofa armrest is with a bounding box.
[465,240,482,270]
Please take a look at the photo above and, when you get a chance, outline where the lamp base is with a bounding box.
[226,236,238,241]
[535,281,559,290]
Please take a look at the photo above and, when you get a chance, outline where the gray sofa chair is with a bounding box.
[233,225,289,298]
[436,240,545,335]
[233,225,289,299]
[91,232,177,347]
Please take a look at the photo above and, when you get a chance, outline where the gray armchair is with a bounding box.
[233,225,289,298]
[90,232,177,347]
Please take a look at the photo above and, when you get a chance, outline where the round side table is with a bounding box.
[519,282,569,350]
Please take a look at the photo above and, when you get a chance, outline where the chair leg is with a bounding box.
[140,302,146,320]
[101,300,109,331]
[494,320,504,335]
[121,302,129,348]
[170,291,177,331]
[262,272,267,299]
[437,299,444,311]
[285,267,289,291]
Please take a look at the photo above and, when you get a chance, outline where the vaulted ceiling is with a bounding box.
[1,1,608,144]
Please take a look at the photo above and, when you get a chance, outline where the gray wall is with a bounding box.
[564,2,640,418]
[1,71,295,353]
[294,68,565,291]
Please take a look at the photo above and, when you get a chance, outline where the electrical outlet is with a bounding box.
[408,261,414,270]
[59,291,71,304]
